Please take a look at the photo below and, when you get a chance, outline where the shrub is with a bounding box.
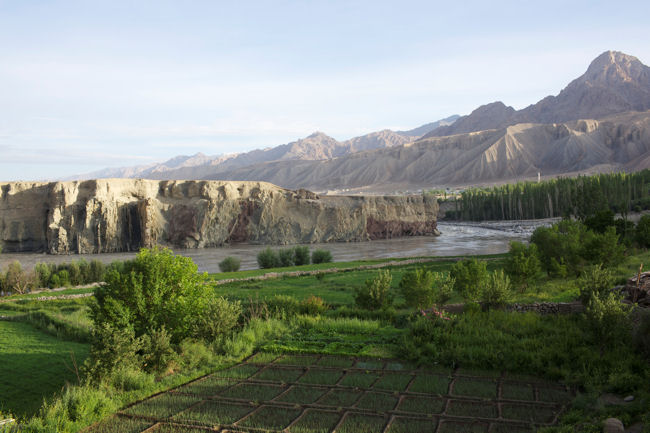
[85,323,142,380]
[219,256,241,272]
[354,269,393,310]
[634,311,650,359]
[399,268,453,310]
[577,266,615,306]
[179,339,215,370]
[266,295,300,318]
[300,296,327,315]
[583,226,624,267]
[311,249,333,264]
[3,261,33,294]
[193,296,242,342]
[505,241,541,291]
[293,246,311,266]
[480,269,512,310]
[67,261,82,286]
[34,263,52,288]
[257,247,279,269]
[92,247,211,345]
[585,291,631,347]
[450,258,489,302]
[635,214,650,248]
[88,260,106,282]
[109,366,155,391]
[141,326,177,373]
[278,248,295,267]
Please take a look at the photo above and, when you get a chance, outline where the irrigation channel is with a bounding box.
[1,219,556,273]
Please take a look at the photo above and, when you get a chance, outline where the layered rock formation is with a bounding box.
[0,179,439,254]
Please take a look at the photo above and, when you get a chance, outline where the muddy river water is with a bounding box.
[0,219,556,273]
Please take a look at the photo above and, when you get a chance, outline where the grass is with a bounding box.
[397,396,445,415]
[274,354,320,366]
[0,320,90,417]
[408,374,451,395]
[354,359,385,370]
[172,400,254,426]
[154,425,212,433]
[452,378,498,399]
[172,376,234,396]
[213,364,260,379]
[247,352,280,364]
[337,413,387,433]
[276,386,329,404]
[501,383,535,401]
[355,392,399,412]
[218,383,286,402]
[536,387,571,403]
[122,394,201,419]
[298,369,343,386]
[437,420,489,433]
[254,367,304,383]
[237,406,302,430]
[372,373,412,392]
[446,400,497,418]
[85,416,152,433]
[316,389,363,407]
[490,424,535,433]
[339,371,380,388]
[316,356,355,368]
[501,403,558,423]
[387,417,438,433]
[288,409,341,433]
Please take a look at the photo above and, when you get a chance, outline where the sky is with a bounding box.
[1,0,650,181]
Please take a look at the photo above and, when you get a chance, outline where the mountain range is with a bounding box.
[73,51,650,192]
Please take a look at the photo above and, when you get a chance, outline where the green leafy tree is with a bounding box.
[480,269,512,310]
[577,266,615,306]
[311,249,333,264]
[257,247,279,269]
[450,258,489,302]
[278,248,295,267]
[354,269,393,310]
[293,246,311,266]
[399,268,453,310]
[504,241,541,291]
[635,214,650,248]
[92,247,211,345]
[219,256,241,272]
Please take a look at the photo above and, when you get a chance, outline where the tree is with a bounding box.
[480,270,512,310]
[355,270,393,310]
[450,258,489,302]
[635,215,650,248]
[219,256,241,272]
[257,247,279,269]
[293,246,311,266]
[311,249,333,264]
[92,247,211,345]
[399,268,453,310]
[505,241,541,291]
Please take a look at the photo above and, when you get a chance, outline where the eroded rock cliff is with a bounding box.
[0,179,439,254]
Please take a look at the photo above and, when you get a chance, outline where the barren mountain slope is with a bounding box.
[426,51,650,138]
[201,111,650,191]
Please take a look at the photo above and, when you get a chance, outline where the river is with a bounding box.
[0,219,555,273]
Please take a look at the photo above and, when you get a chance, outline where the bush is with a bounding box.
[88,260,106,283]
[2,261,33,294]
[634,311,650,359]
[266,295,300,318]
[34,263,51,289]
[257,247,279,269]
[450,258,489,302]
[141,326,177,373]
[583,226,624,268]
[193,296,242,342]
[300,296,327,315]
[293,246,311,266]
[636,214,650,248]
[311,249,333,264]
[179,339,215,370]
[577,266,615,306]
[354,269,393,310]
[585,291,631,347]
[92,247,211,345]
[108,366,155,391]
[219,256,241,272]
[399,268,454,310]
[85,323,142,380]
[480,269,512,310]
[278,248,295,267]
[505,241,540,291]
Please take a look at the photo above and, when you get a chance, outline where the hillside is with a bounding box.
[198,111,650,191]
[425,51,650,138]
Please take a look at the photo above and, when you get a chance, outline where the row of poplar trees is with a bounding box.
[450,170,650,221]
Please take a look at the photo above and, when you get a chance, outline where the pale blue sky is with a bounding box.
[1,0,649,180]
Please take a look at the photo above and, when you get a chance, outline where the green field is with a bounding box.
[0,320,89,417]
[87,354,566,433]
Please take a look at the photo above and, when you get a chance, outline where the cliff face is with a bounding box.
[0,179,439,254]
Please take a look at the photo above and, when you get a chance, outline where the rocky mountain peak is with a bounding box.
[579,50,649,86]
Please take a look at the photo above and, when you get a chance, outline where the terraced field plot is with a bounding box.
[86,353,571,432]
